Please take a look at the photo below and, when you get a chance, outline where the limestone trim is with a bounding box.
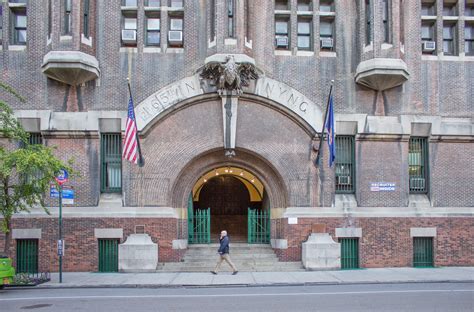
[335,228,362,238]
[12,229,42,239]
[94,228,123,239]
[13,206,179,218]
[410,227,437,237]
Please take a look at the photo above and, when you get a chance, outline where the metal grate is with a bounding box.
[409,137,429,194]
[188,208,211,244]
[413,237,434,267]
[100,133,122,193]
[248,208,270,244]
[335,136,355,193]
[16,239,39,273]
[340,238,359,269]
[98,239,119,272]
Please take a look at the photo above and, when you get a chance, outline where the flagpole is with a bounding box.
[315,80,334,166]
[127,78,145,167]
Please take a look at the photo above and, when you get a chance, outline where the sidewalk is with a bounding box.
[37,267,474,289]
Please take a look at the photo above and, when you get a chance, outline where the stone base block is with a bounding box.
[118,234,158,272]
[302,233,341,270]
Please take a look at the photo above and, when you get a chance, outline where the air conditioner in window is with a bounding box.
[422,41,436,52]
[320,37,334,49]
[410,177,426,190]
[121,29,137,44]
[275,36,289,48]
[168,30,183,43]
[337,175,351,185]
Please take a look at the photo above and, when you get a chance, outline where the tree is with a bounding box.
[0,82,73,255]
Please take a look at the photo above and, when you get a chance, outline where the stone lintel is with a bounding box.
[410,227,437,237]
[335,228,362,238]
[17,118,41,133]
[12,229,42,239]
[94,228,123,239]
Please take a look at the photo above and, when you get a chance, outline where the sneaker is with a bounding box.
[211,271,217,275]
[232,271,238,275]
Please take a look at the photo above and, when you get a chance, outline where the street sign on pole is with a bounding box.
[54,169,68,284]
[55,169,69,185]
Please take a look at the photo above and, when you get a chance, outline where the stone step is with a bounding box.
[183,254,279,260]
[156,262,304,272]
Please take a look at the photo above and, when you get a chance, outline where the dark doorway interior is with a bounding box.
[195,175,261,242]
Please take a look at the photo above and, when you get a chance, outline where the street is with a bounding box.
[1,282,473,312]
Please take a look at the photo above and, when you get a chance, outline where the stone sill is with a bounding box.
[296,50,314,56]
[320,51,336,57]
[60,35,73,42]
[143,47,162,53]
[166,47,184,53]
[8,45,26,51]
[225,38,237,46]
[274,50,291,56]
[120,47,138,53]
[81,34,93,47]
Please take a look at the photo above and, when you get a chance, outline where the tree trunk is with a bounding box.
[3,218,11,256]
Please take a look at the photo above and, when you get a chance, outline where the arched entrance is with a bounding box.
[188,166,269,243]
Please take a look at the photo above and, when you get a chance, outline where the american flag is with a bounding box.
[123,96,139,164]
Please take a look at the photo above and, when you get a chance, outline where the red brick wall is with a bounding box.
[273,217,474,267]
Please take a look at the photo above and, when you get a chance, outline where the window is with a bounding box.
[121,12,137,46]
[320,0,334,12]
[168,16,183,47]
[365,0,372,45]
[146,0,161,6]
[408,137,429,194]
[0,7,3,44]
[421,0,436,15]
[122,0,137,6]
[64,0,72,35]
[16,239,38,274]
[228,0,235,38]
[421,21,436,54]
[442,1,457,16]
[413,237,434,267]
[12,9,27,45]
[335,136,355,193]
[275,0,289,10]
[19,133,43,184]
[48,0,52,37]
[170,0,183,7]
[297,18,312,50]
[146,16,160,46]
[275,18,289,49]
[465,23,474,56]
[210,0,216,40]
[383,0,390,43]
[466,2,474,16]
[443,23,457,55]
[320,18,334,50]
[297,0,311,11]
[83,0,90,37]
[100,134,122,193]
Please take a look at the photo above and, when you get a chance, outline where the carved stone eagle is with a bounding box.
[200,55,259,95]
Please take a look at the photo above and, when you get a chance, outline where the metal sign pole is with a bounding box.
[59,185,63,284]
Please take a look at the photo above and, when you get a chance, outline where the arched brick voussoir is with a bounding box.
[171,148,288,209]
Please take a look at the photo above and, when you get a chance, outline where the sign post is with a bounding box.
[55,169,68,284]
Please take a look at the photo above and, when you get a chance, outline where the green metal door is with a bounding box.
[16,239,38,273]
[98,239,119,272]
[413,237,434,267]
[340,238,359,269]
[247,208,270,244]
[187,195,211,244]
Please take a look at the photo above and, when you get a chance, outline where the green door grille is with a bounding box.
[335,136,355,193]
[188,208,211,244]
[98,239,119,272]
[16,239,39,273]
[409,137,429,194]
[413,237,434,267]
[340,238,359,269]
[100,133,122,193]
[248,208,270,244]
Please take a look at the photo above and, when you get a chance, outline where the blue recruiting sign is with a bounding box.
[50,185,75,204]
[370,182,396,192]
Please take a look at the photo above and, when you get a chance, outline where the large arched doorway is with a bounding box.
[189,166,269,243]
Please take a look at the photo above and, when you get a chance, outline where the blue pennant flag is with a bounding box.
[326,94,336,167]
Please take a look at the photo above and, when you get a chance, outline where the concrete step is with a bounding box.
[183,254,279,260]
[156,262,305,272]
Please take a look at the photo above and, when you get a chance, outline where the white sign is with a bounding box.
[370,182,396,192]
[57,239,65,256]
[288,217,298,225]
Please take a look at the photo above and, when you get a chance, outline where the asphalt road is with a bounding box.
[1,282,473,312]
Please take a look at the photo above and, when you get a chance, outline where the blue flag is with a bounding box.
[326,94,336,167]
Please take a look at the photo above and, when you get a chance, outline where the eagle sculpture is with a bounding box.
[200,55,259,95]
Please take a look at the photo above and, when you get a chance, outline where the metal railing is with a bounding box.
[100,133,122,193]
[335,136,355,193]
[248,208,270,244]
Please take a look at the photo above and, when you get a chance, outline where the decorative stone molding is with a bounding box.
[410,227,437,237]
[94,228,123,239]
[355,58,409,91]
[335,228,362,238]
[41,51,100,86]
[12,229,42,239]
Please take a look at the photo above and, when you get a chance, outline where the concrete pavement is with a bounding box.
[34,267,474,288]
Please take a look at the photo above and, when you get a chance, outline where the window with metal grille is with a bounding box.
[98,239,119,272]
[83,0,90,38]
[340,238,359,269]
[335,136,355,193]
[409,137,429,194]
[16,239,38,273]
[413,237,434,267]
[100,134,122,193]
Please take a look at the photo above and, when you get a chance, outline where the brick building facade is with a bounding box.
[0,0,473,272]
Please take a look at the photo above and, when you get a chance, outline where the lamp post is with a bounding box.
[55,169,68,284]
